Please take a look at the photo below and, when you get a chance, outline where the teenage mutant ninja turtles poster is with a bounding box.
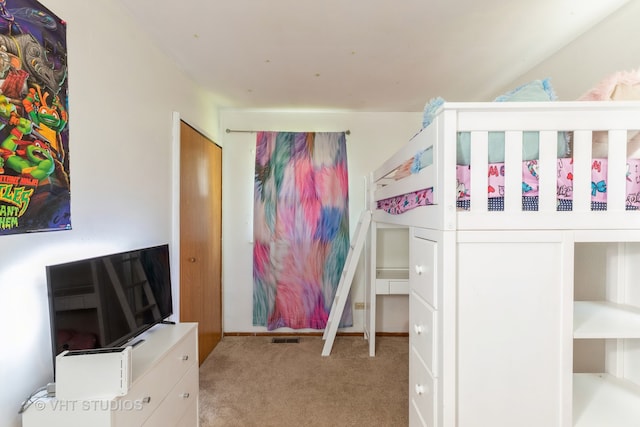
[0,0,69,235]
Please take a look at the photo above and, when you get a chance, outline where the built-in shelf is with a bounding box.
[573,373,640,427]
[375,268,409,295]
[376,268,409,280]
[367,224,410,357]
[574,301,640,339]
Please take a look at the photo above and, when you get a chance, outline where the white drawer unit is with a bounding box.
[407,228,575,426]
[409,230,441,427]
[410,346,437,427]
[410,291,437,376]
[142,365,199,427]
[410,234,437,310]
[115,326,197,425]
[22,323,199,427]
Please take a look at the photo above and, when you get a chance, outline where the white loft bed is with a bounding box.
[367,101,640,427]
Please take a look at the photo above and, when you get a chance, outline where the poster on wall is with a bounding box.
[0,0,70,236]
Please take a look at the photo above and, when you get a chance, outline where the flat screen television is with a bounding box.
[46,244,173,370]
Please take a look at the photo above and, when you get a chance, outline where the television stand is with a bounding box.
[22,322,198,427]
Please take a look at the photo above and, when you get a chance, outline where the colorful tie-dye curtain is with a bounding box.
[253,131,352,330]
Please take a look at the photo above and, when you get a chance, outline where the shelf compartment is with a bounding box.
[573,373,640,427]
[375,268,409,280]
[574,301,640,339]
[375,268,409,294]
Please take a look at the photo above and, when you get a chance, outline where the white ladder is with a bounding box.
[322,210,371,356]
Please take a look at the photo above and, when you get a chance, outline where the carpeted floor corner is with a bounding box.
[198,335,409,427]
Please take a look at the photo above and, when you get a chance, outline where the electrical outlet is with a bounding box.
[354,302,365,310]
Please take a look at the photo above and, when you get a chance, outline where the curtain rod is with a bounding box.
[226,129,350,135]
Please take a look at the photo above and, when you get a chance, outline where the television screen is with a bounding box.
[46,244,173,366]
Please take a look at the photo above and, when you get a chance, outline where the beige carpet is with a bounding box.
[199,335,409,427]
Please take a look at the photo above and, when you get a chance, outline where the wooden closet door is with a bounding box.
[179,121,222,364]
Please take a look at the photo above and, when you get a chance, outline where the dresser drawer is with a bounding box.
[410,292,437,376]
[143,365,199,427]
[176,398,199,427]
[410,347,437,427]
[410,235,437,309]
[114,330,197,425]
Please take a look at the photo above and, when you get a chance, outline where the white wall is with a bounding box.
[220,110,421,334]
[498,0,640,100]
[0,1,221,426]
[217,1,640,338]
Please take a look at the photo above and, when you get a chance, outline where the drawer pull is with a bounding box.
[142,396,151,404]
[181,392,190,399]
[414,265,424,275]
[413,324,424,335]
[415,384,425,395]
[182,355,189,361]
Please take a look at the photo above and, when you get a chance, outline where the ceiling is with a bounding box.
[116,0,633,112]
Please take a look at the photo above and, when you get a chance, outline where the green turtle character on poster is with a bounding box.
[0,0,70,235]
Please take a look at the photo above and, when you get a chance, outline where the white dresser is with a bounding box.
[408,227,570,427]
[22,322,199,427]
[408,229,439,426]
[407,223,640,427]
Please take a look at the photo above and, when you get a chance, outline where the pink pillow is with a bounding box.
[578,68,640,101]
[578,69,640,158]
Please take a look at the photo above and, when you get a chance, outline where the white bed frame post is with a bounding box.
[365,172,376,356]
[440,108,459,231]
[366,200,377,356]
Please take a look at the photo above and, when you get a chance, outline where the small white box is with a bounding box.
[55,346,132,400]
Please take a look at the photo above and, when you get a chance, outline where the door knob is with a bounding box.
[188,257,196,263]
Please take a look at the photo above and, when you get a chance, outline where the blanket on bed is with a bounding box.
[377,158,640,214]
